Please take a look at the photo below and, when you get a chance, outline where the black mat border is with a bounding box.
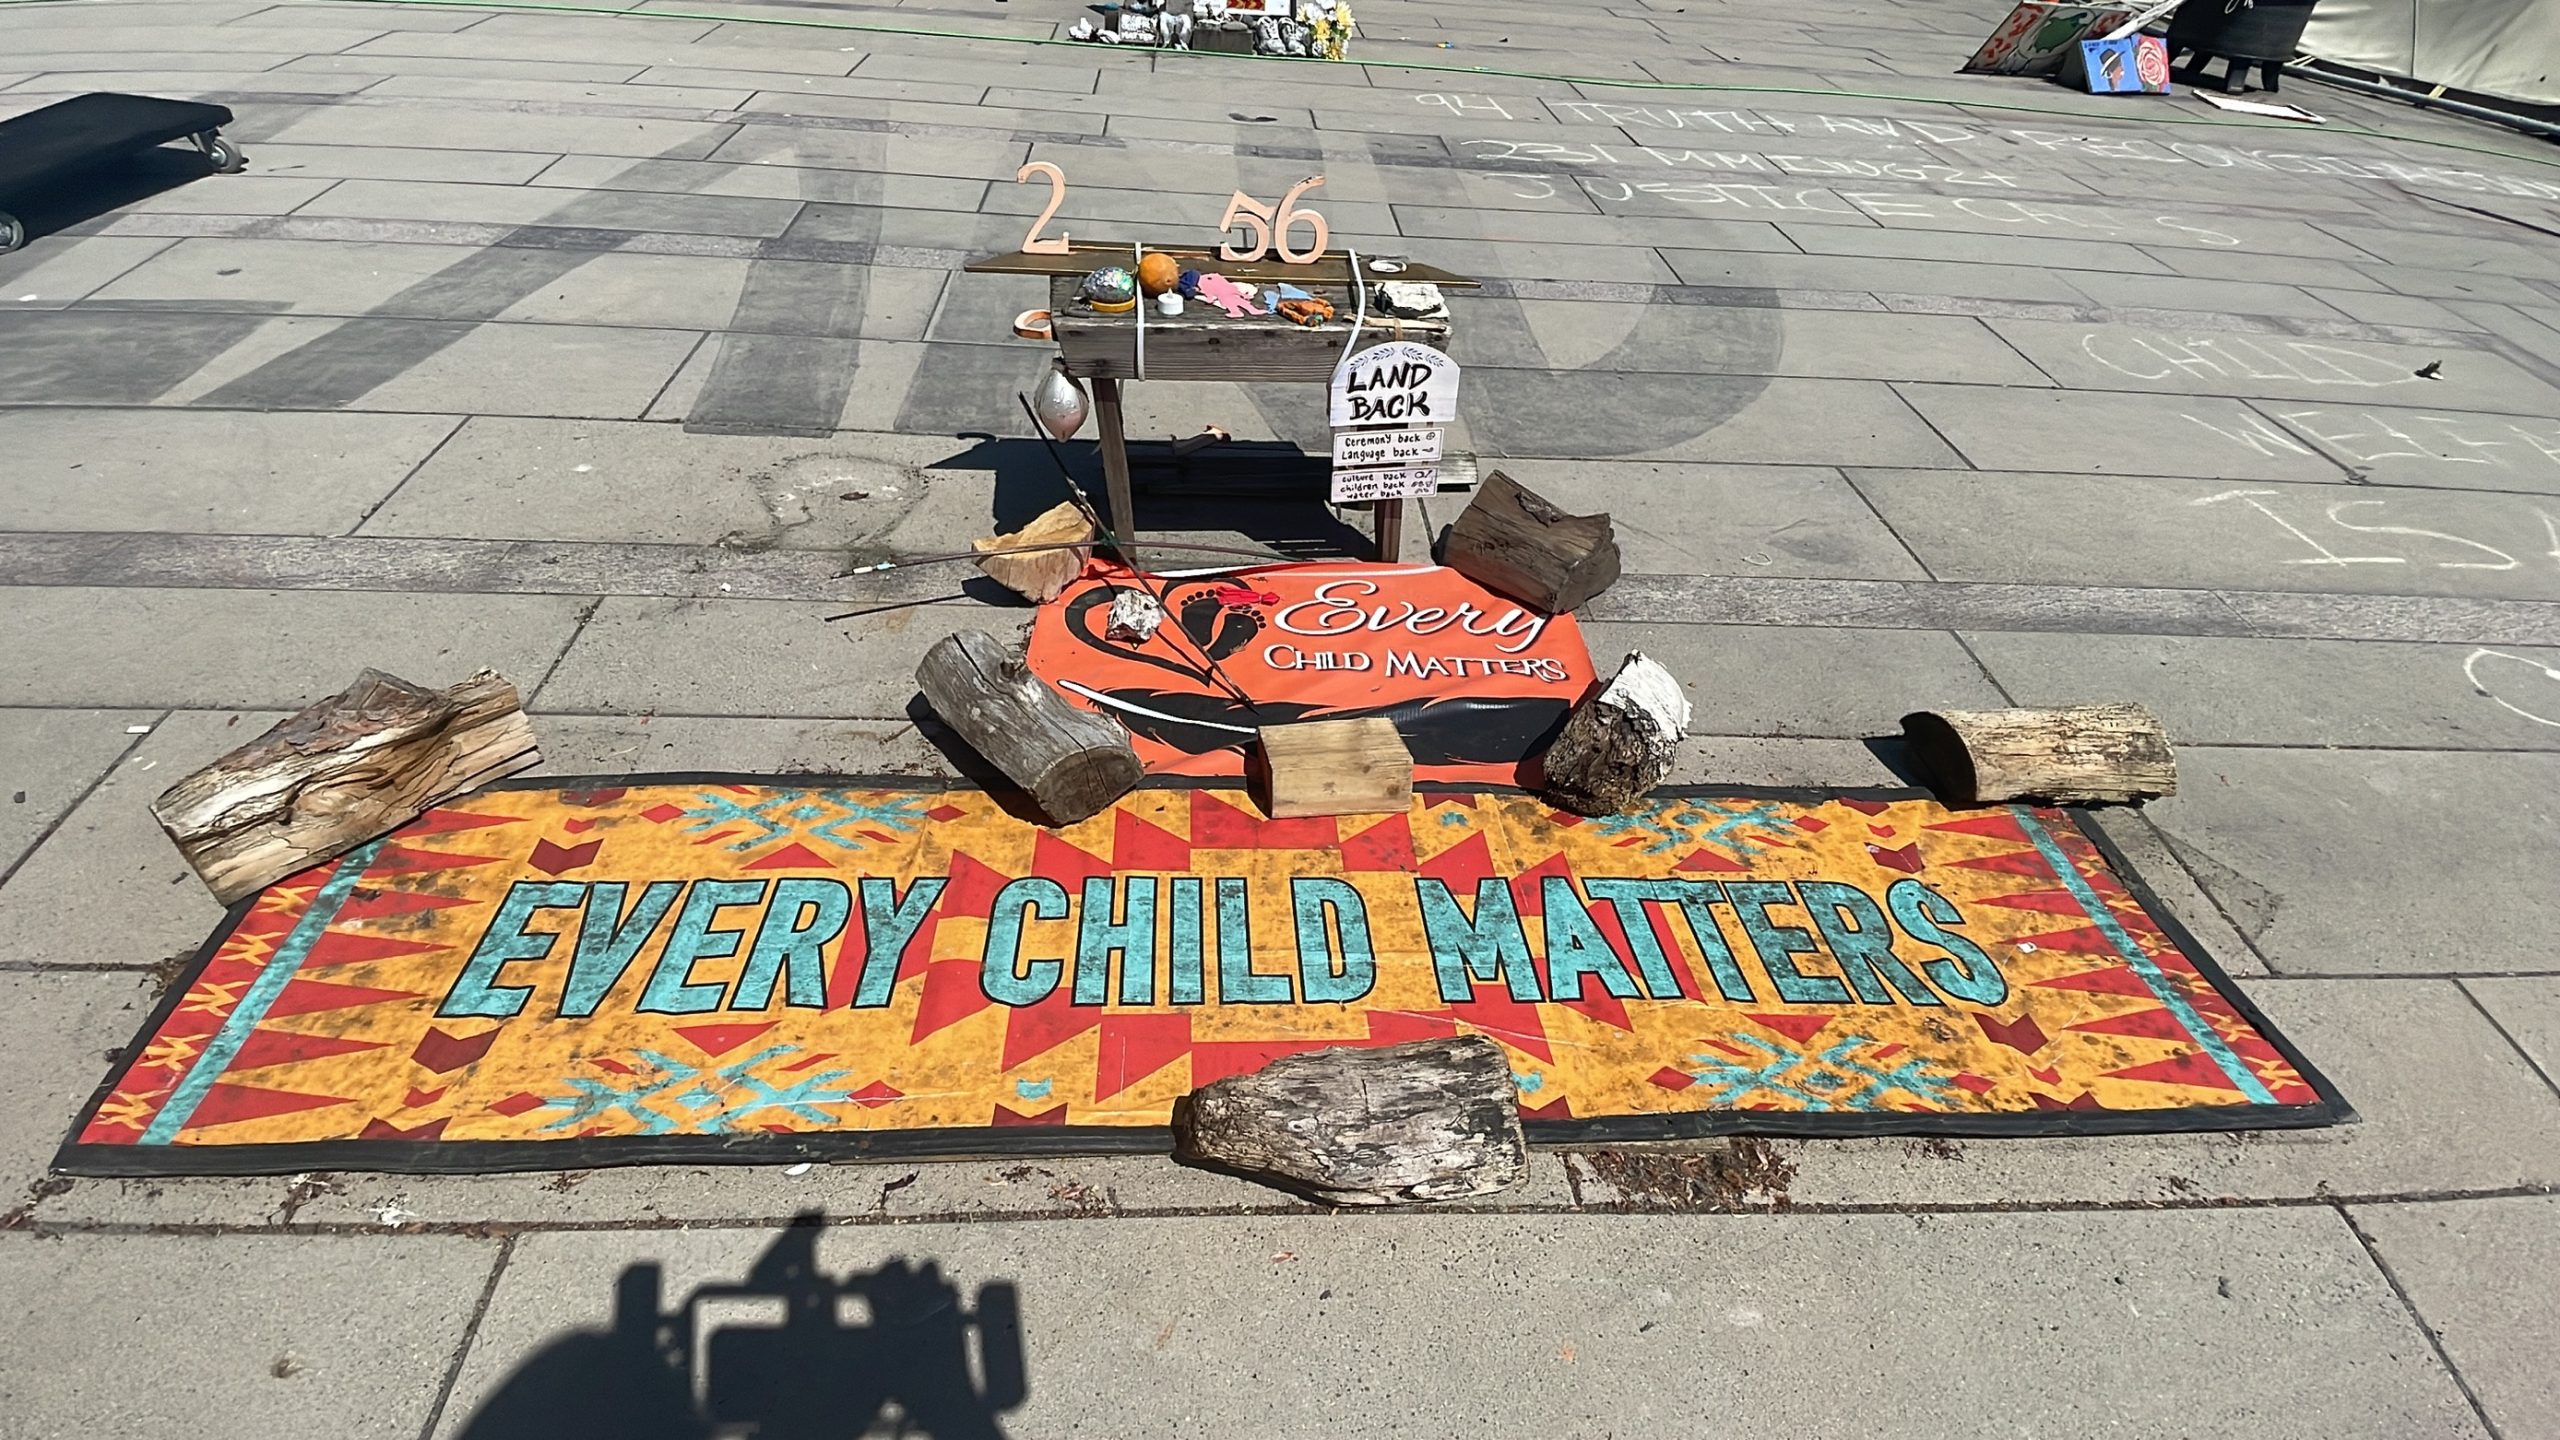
[54,775,2351,1177]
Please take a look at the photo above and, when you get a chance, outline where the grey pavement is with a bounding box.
[6,0,2560,1433]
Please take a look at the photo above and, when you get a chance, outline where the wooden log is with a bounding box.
[1255,717,1412,819]
[1900,704,2178,805]
[1441,470,1621,614]
[151,669,539,905]
[973,500,1096,603]
[1541,652,1690,816]
[1174,1036,1528,1206]
[916,629,1142,824]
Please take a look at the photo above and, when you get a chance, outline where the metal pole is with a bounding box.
[2282,62,2560,140]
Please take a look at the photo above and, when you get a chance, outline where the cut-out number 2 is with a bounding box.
[1016,162,1071,254]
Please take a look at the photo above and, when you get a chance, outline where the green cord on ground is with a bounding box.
[4,0,2554,171]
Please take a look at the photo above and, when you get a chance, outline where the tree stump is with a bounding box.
[1174,1036,1528,1205]
[1254,717,1412,819]
[1900,704,2177,805]
[1541,652,1689,816]
[1441,470,1621,614]
[973,500,1096,604]
[152,669,539,905]
[916,629,1142,824]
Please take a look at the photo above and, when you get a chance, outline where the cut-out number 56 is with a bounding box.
[1219,177,1329,263]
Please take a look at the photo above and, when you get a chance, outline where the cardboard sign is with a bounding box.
[1960,1,2134,75]
[1332,426,1445,469]
[1029,561,1595,786]
[1331,466,1441,503]
[2064,33,2172,93]
[1328,342,1460,426]
[57,779,2342,1173]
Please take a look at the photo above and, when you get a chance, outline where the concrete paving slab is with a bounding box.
[0,709,150,875]
[279,318,702,419]
[1470,373,1962,465]
[90,236,481,315]
[1575,622,2006,736]
[0,969,158,1187]
[1893,386,2353,482]
[1983,319,2560,413]
[0,1232,498,1440]
[2139,245,2392,292]
[2055,268,2354,322]
[110,175,340,217]
[271,52,650,84]
[2373,265,2554,307]
[0,591,587,709]
[535,595,1019,717]
[0,711,273,973]
[2259,401,2560,494]
[437,1208,2484,1440]
[1480,459,1929,578]
[533,153,986,210]
[1768,976,2560,1206]
[0,407,458,535]
[1963,633,2560,750]
[363,415,939,548]
[2354,1196,2560,1438]
[1848,469,2560,602]
[1779,221,2174,274]
[361,71,758,111]
[243,142,565,184]
[2304,286,2478,331]
[2147,747,2560,976]
[0,22,387,54]
[1479,304,2049,385]
[1663,248,2095,304]
[259,105,740,160]
[2463,977,2560,1085]
[0,236,173,308]
[0,310,269,405]
[296,178,801,236]
[528,713,952,776]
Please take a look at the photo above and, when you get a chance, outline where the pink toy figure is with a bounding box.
[1196,273,1264,318]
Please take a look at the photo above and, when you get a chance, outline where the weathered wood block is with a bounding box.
[973,500,1096,603]
[1255,717,1413,819]
[1901,703,2178,805]
[1441,470,1621,614]
[1174,1036,1529,1206]
[152,669,539,905]
[916,629,1142,825]
[1542,652,1690,816]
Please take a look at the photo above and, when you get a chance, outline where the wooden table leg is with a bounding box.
[1092,376,1137,561]
[1372,498,1405,562]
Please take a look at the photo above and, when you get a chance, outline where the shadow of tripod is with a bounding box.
[452,1213,1026,1440]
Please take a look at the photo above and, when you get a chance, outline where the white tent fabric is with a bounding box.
[2298,0,2560,105]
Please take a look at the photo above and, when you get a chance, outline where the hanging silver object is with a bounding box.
[1032,360,1089,441]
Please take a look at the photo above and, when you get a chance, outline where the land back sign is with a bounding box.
[62,780,2340,1174]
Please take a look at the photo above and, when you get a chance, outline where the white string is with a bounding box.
[1131,240,1147,382]
[1333,245,1366,379]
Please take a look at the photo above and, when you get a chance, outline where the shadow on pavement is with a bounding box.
[3,144,225,249]
[451,1212,1027,1440]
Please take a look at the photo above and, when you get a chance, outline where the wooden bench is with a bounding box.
[0,92,244,253]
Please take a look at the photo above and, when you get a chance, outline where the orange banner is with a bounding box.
[1027,562,1596,785]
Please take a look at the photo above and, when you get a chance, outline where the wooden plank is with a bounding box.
[1255,717,1412,819]
[966,242,1481,288]
[1173,1036,1529,1205]
[152,669,539,905]
[1900,704,2178,805]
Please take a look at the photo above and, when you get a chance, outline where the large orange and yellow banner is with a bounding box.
[62,780,2340,1174]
